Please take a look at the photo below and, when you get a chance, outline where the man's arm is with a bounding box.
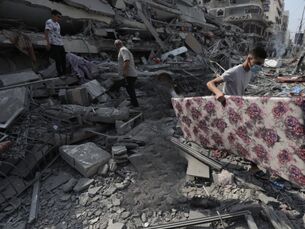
[207,76,226,105]
[123,60,130,77]
[44,30,51,50]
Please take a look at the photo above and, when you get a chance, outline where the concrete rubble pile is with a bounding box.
[0,1,305,229]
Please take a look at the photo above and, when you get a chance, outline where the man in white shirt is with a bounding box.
[207,47,267,105]
[45,10,66,76]
[114,39,139,107]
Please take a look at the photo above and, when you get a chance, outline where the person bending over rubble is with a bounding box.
[207,47,267,105]
[45,10,66,77]
[114,39,139,107]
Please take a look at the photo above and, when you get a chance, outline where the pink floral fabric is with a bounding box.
[172,96,305,187]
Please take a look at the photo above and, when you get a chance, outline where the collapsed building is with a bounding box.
[1,1,305,229]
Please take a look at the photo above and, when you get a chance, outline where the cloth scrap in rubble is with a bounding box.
[172,96,305,187]
[66,53,95,80]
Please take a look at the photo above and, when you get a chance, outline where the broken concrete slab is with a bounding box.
[0,70,40,86]
[0,87,28,129]
[161,46,188,61]
[66,87,90,106]
[63,0,115,16]
[73,178,94,192]
[62,178,77,193]
[186,155,210,179]
[43,173,71,192]
[82,80,106,100]
[79,192,89,206]
[185,33,203,54]
[60,142,111,177]
[88,186,102,197]
[107,221,126,229]
[92,107,129,124]
[21,0,113,24]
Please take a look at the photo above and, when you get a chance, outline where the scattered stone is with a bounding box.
[257,192,280,206]
[121,211,131,219]
[88,186,103,197]
[109,159,117,172]
[111,196,121,206]
[90,217,99,224]
[94,210,102,216]
[79,192,89,206]
[56,221,68,229]
[60,194,71,202]
[99,164,109,176]
[213,170,234,186]
[73,178,94,192]
[115,181,130,190]
[103,186,117,197]
[60,142,111,177]
[62,178,77,192]
[141,213,147,223]
[107,219,126,229]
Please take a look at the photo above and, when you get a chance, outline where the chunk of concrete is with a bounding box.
[60,142,111,177]
[0,87,28,129]
[91,107,129,124]
[73,178,94,192]
[44,173,71,192]
[107,221,126,229]
[0,70,40,86]
[62,178,77,192]
[110,0,126,10]
[82,80,106,100]
[66,87,90,106]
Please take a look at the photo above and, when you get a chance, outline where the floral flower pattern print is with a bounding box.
[172,96,305,187]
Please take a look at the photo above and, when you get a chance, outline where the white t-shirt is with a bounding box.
[220,64,253,96]
[45,19,64,46]
[118,47,137,78]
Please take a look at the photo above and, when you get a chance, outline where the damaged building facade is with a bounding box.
[1,1,305,229]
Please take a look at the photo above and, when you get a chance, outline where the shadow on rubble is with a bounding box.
[219,159,305,227]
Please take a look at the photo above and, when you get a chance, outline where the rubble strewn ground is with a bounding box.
[1,0,305,229]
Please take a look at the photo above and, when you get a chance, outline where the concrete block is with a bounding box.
[82,80,106,100]
[66,87,90,106]
[111,146,127,157]
[73,178,94,192]
[60,142,111,177]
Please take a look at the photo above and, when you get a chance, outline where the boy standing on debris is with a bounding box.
[45,10,66,77]
[114,39,139,107]
[207,47,267,104]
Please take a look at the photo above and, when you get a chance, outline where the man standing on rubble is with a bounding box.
[114,39,139,107]
[45,10,66,77]
[207,47,267,104]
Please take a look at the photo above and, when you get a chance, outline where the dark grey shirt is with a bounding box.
[220,64,253,96]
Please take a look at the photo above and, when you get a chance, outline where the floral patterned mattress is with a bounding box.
[172,96,305,187]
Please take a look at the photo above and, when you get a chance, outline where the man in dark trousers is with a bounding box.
[114,39,139,107]
[45,10,66,76]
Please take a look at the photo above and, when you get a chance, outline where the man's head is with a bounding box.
[114,39,123,51]
[51,10,62,22]
[247,47,267,67]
